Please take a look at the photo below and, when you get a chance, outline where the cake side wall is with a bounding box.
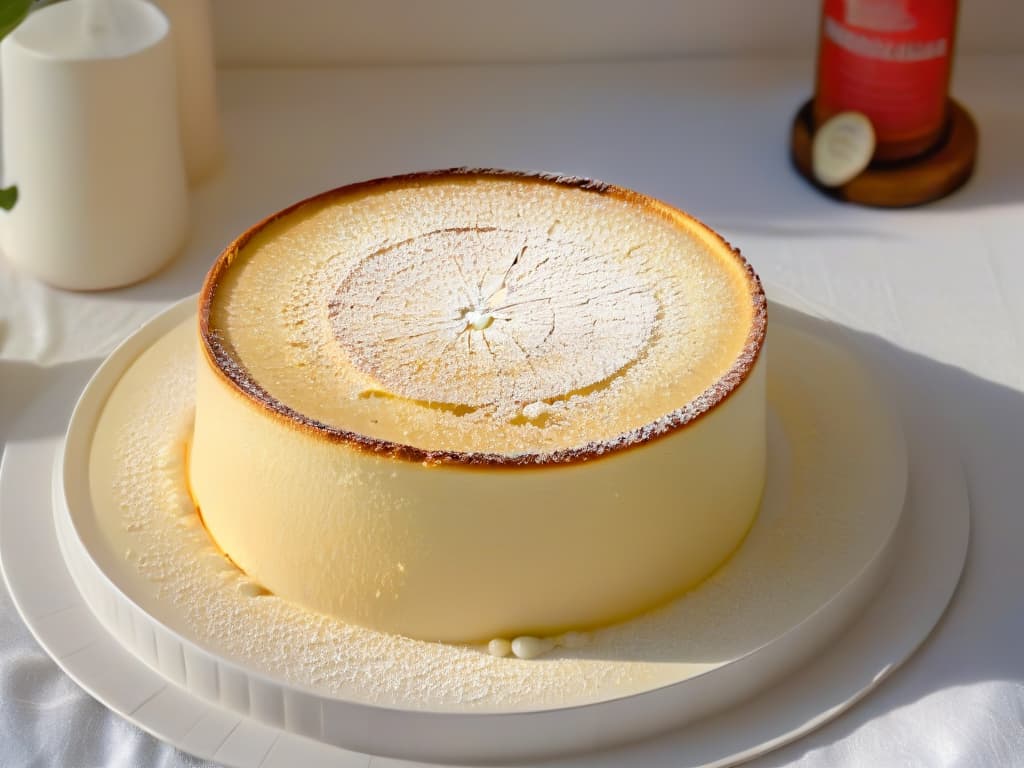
[188,348,767,643]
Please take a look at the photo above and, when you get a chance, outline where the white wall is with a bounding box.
[211,0,1024,67]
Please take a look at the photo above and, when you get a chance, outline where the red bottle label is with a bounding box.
[816,0,957,143]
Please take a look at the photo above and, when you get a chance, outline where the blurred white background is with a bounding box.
[210,0,1024,66]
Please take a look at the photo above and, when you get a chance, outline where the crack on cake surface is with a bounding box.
[328,226,658,410]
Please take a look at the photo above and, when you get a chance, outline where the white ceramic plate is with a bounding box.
[1,298,969,767]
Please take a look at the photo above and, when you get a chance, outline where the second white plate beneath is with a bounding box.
[0,299,968,767]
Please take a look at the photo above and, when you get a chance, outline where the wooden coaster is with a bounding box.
[790,99,978,208]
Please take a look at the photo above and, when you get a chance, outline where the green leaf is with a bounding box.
[0,186,18,211]
[0,0,32,40]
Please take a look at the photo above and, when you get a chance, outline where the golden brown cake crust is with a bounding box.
[198,168,767,468]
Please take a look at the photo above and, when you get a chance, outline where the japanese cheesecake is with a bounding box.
[189,169,768,643]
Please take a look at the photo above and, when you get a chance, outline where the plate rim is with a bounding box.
[57,297,905,713]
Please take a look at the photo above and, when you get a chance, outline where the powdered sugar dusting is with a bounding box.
[329,226,656,411]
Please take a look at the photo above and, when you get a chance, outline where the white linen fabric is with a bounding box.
[0,582,215,768]
[2,56,1024,767]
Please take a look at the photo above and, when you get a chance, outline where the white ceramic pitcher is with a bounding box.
[1,0,189,290]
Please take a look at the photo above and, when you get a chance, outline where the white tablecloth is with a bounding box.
[2,55,1024,767]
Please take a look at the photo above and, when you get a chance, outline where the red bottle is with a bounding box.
[813,0,959,163]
